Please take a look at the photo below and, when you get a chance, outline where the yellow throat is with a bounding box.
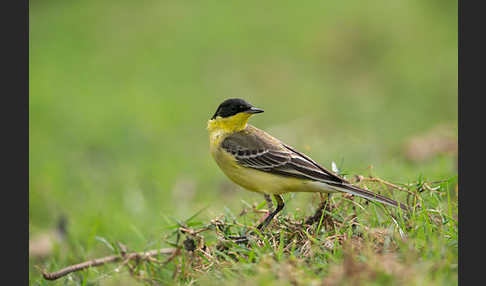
[207,112,252,134]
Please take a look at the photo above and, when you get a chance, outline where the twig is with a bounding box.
[179,226,212,236]
[38,248,176,281]
[163,247,181,266]
[422,182,441,193]
[356,175,414,195]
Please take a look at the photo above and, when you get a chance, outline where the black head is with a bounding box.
[211,98,264,119]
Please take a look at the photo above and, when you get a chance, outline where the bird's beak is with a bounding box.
[245,107,264,114]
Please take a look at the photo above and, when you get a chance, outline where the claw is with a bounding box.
[227,234,249,244]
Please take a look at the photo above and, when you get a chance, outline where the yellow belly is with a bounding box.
[211,145,331,195]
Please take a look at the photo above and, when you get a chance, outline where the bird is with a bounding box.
[207,98,408,231]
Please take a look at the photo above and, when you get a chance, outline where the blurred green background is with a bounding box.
[29,0,457,283]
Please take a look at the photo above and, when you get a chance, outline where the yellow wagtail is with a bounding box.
[207,98,408,230]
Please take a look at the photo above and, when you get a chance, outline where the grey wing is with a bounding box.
[221,132,291,170]
[221,132,345,185]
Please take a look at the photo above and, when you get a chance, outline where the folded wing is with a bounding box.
[221,131,344,185]
[221,127,409,211]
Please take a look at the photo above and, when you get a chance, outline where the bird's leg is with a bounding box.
[257,194,284,231]
[256,194,274,223]
[321,193,332,211]
[306,193,333,225]
[228,195,284,243]
[264,194,274,210]
[322,193,336,230]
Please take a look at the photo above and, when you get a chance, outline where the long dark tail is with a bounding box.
[327,182,409,212]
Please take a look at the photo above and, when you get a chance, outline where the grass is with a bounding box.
[30,0,457,285]
[34,175,458,285]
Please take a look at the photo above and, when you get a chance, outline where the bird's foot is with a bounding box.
[305,200,332,225]
[227,234,249,244]
[227,227,266,244]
